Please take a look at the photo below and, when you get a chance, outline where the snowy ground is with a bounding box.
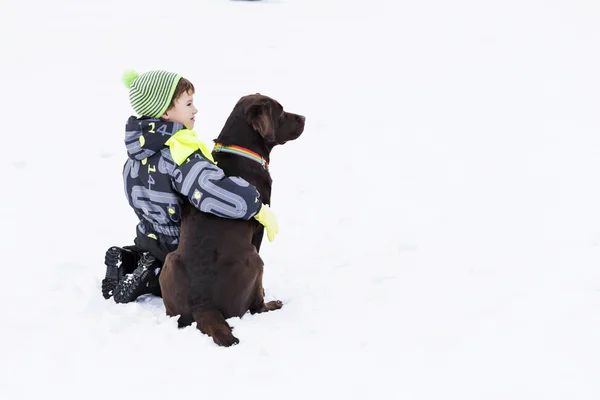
[1,0,600,399]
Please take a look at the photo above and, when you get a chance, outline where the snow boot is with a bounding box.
[101,246,141,299]
[113,252,162,304]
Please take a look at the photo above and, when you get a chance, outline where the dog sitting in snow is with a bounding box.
[159,94,305,346]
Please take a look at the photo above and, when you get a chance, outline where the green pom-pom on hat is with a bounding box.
[122,69,139,88]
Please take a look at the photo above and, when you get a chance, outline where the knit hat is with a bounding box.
[122,69,182,118]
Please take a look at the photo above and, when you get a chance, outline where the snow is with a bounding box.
[1,0,600,399]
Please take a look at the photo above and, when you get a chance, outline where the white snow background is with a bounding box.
[1,0,600,399]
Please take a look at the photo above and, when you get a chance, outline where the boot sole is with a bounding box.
[102,247,124,299]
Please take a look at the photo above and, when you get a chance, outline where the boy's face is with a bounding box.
[162,91,198,129]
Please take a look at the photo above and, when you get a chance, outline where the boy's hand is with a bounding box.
[253,204,279,242]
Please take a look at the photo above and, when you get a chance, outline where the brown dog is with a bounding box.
[159,94,305,346]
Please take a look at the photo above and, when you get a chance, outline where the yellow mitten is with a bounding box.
[253,204,279,242]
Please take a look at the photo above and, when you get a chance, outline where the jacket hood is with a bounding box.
[124,116,184,161]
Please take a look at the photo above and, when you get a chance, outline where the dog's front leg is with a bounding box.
[193,308,239,347]
[248,271,283,314]
[251,227,265,253]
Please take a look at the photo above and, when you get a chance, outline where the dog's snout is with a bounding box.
[297,115,306,124]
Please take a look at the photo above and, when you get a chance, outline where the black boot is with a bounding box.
[113,252,162,304]
[101,246,141,299]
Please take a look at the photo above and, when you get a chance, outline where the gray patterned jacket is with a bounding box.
[123,116,262,259]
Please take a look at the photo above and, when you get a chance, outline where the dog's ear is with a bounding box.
[245,98,275,142]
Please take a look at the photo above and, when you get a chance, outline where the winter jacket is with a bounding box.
[123,116,262,261]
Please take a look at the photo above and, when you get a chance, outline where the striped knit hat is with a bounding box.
[122,69,182,118]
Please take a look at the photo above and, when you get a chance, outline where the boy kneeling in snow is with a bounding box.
[102,69,278,304]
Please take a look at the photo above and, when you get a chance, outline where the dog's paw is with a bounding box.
[265,300,283,311]
[250,300,284,314]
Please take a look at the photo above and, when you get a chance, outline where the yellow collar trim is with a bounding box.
[165,129,215,165]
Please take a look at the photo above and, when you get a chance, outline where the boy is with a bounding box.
[102,69,278,304]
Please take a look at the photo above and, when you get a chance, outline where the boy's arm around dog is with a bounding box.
[166,129,279,241]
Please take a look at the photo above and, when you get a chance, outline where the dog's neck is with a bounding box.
[212,121,273,204]
[213,143,269,170]
[216,117,272,159]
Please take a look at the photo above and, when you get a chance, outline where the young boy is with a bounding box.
[102,69,278,304]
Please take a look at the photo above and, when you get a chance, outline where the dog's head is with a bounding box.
[238,93,305,146]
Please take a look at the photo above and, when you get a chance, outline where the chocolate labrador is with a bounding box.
[159,94,305,346]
